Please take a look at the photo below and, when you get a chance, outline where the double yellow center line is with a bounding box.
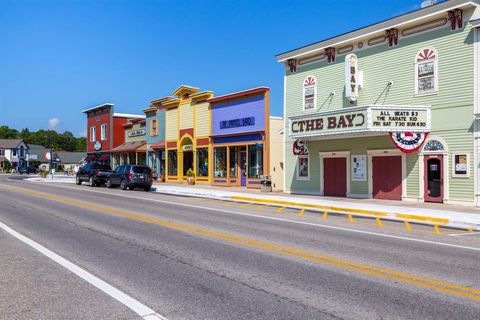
[1,184,479,301]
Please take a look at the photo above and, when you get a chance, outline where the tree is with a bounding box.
[0,126,86,152]
[0,126,19,139]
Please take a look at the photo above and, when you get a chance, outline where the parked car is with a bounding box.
[106,165,153,191]
[18,166,38,174]
[76,163,112,187]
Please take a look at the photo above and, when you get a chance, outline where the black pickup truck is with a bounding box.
[76,163,112,187]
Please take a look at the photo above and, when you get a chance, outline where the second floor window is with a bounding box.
[101,124,107,140]
[90,126,96,142]
[12,149,17,156]
[303,76,316,111]
[151,119,157,136]
[416,48,438,95]
[0,149,4,156]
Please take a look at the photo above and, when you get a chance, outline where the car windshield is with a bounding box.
[92,164,111,170]
[132,166,148,174]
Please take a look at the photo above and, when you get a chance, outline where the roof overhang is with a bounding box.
[208,87,269,104]
[172,85,199,97]
[190,91,214,102]
[112,113,145,119]
[275,0,480,62]
[82,103,114,114]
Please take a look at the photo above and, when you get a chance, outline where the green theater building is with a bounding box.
[276,0,480,205]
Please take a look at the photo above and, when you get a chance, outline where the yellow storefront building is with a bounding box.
[163,85,213,184]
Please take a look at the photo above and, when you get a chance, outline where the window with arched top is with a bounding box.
[415,48,438,95]
[303,76,317,111]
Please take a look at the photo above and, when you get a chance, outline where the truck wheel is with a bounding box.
[144,185,151,192]
[76,176,82,185]
[106,178,113,188]
[120,179,127,190]
[89,176,96,187]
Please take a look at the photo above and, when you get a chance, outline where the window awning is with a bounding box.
[288,105,431,140]
[111,141,147,153]
[147,141,165,150]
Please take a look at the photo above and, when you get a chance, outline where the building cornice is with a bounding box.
[275,0,479,62]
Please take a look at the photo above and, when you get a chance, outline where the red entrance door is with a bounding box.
[372,156,402,200]
[323,157,346,197]
[424,155,443,203]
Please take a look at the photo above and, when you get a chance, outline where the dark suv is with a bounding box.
[106,165,153,191]
[18,166,38,174]
[76,163,112,187]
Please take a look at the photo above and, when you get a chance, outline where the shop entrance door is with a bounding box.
[183,151,193,176]
[424,155,443,203]
[323,157,346,197]
[240,151,246,186]
[372,156,402,200]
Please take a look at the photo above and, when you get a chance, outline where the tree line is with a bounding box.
[0,126,86,152]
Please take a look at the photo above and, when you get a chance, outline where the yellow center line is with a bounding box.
[2,184,479,301]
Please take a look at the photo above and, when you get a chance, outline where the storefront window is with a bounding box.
[248,144,263,178]
[196,148,209,177]
[168,150,177,176]
[214,147,227,178]
[229,146,238,178]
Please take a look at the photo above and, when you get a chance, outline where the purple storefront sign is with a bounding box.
[211,95,265,136]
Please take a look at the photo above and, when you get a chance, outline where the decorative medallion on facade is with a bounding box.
[292,139,309,156]
[423,139,445,152]
[325,47,336,63]
[287,59,297,72]
[345,54,358,102]
[447,9,462,31]
[385,28,399,47]
[94,141,102,151]
[389,132,428,153]
[416,48,436,62]
[303,76,316,111]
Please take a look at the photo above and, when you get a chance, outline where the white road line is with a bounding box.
[11,181,480,252]
[0,221,168,320]
[448,232,480,237]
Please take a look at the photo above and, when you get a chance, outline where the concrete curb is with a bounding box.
[153,189,479,231]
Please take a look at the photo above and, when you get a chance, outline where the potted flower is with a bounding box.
[186,168,195,185]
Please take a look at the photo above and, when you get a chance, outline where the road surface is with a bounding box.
[0,175,479,319]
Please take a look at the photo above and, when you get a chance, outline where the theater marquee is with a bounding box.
[289,105,431,139]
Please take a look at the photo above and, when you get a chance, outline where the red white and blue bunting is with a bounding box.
[389,132,428,154]
[293,139,309,156]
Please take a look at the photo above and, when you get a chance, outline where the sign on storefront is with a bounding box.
[220,117,255,129]
[289,105,430,139]
[128,129,146,137]
[371,108,428,131]
[292,139,309,155]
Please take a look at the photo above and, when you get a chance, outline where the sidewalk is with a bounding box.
[153,183,480,231]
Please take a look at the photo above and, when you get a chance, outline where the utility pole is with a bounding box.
[45,135,53,178]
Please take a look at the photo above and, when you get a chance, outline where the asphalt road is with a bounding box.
[0,175,479,320]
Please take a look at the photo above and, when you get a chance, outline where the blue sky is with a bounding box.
[0,0,422,137]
